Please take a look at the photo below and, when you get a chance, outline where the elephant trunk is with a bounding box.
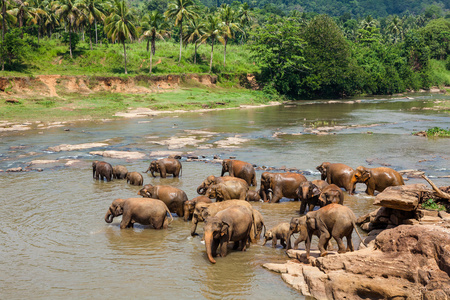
[104,209,113,223]
[191,218,198,236]
[349,176,358,195]
[197,185,205,195]
[151,169,156,177]
[204,231,216,264]
[302,186,310,201]
[183,204,190,222]
[286,230,294,250]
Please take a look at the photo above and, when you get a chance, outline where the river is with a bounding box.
[1,94,449,299]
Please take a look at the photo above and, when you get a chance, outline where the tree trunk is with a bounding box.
[69,23,73,58]
[89,29,93,50]
[223,36,227,66]
[123,41,127,74]
[1,0,5,71]
[209,38,214,73]
[194,43,197,64]
[95,19,98,45]
[178,20,183,63]
[149,46,153,74]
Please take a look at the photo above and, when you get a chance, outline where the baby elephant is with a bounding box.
[246,190,262,202]
[113,165,128,179]
[127,171,143,186]
[318,184,344,207]
[183,196,212,221]
[263,222,290,249]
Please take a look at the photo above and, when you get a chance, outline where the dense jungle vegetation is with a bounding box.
[2,0,450,99]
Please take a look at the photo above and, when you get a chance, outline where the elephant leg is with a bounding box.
[318,231,331,257]
[272,237,277,248]
[308,204,315,213]
[219,240,228,257]
[120,214,132,229]
[334,235,346,254]
[270,191,282,203]
[233,241,239,250]
[162,217,169,229]
[280,239,286,249]
[299,201,307,214]
[240,238,248,251]
[346,234,354,252]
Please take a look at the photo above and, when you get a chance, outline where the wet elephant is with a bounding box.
[317,184,344,206]
[351,166,405,196]
[144,158,182,178]
[138,184,188,218]
[92,161,113,182]
[126,171,143,186]
[316,162,355,194]
[205,181,248,201]
[297,180,329,214]
[246,190,262,202]
[306,204,365,258]
[263,222,290,248]
[197,175,248,195]
[204,205,253,264]
[104,198,173,229]
[221,159,257,186]
[251,209,265,242]
[287,216,328,250]
[260,172,307,203]
[113,165,128,179]
[183,196,212,222]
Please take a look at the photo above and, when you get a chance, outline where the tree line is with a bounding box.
[1,0,450,98]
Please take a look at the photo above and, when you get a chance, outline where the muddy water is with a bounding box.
[1,94,450,299]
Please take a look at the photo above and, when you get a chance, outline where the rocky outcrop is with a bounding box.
[89,150,146,159]
[264,224,450,299]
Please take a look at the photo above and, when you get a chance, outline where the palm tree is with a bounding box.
[201,14,224,73]
[219,4,240,66]
[140,10,168,73]
[80,0,106,49]
[164,0,197,63]
[360,15,378,30]
[386,15,403,43]
[53,0,85,58]
[104,0,137,74]
[183,17,204,64]
[10,0,44,38]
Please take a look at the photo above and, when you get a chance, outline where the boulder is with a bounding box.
[373,184,430,211]
[48,142,109,152]
[89,150,146,159]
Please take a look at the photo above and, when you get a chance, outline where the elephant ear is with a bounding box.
[312,184,321,197]
[221,222,230,237]
[306,213,316,230]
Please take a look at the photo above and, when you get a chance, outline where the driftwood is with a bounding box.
[421,175,450,200]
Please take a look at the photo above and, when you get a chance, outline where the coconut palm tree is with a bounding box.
[164,0,197,63]
[183,17,204,64]
[219,4,240,66]
[53,0,85,58]
[104,0,136,74]
[201,14,224,73]
[386,15,403,43]
[80,0,106,48]
[360,15,378,30]
[140,10,168,73]
[9,0,45,38]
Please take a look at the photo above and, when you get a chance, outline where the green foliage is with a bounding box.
[61,32,80,52]
[419,18,450,60]
[0,28,30,69]
[422,198,446,211]
[426,127,450,137]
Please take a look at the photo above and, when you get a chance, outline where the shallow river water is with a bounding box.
[1,94,450,299]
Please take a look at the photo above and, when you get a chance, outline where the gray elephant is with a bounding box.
[138,184,188,218]
[317,184,344,206]
[197,175,248,195]
[251,209,265,242]
[144,158,182,178]
[221,159,257,186]
[351,166,405,196]
[183,196,212,222]
[287,216,327,250]
[205,181,248,201]
[306,203,365,258]
[126,171,143,186]
[104,198,173,229]
[92,161,113,182]
[316,162,355,194]
[297,180,329,214]
[113,165,128,179]
[263,222,290,248]
[204,205,253,264]
[260,172,307,203]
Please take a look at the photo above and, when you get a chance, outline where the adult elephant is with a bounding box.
[126,171,143,186]
[197,175,248,195]
[191,200,253,236]
[305,203,365,258]
[351,166,405,196]
[317,184,344,207]
[297,180,329,214]
[138,184,188,218]
[204,205,253,264]
[144,158,182,178]
[113,165,128,179]
[205,181,248,201]
[183,196,212,222]
[221,159,257,187]
[104,198,173,229]
[260,172,307,203]
[316,162,355,194]
[92,161,113,182]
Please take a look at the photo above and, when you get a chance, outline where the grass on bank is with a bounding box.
[426,127,450,137]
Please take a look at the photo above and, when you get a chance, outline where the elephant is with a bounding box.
[112,165,128,179]
[286,216,328,250]
[263,222,290,249]
[92,161,113,182]
[205,181,248,201]
[144,158,182,178]
[126,171,143,186]
[351,166,405,196]
[104,198,173,229]
[246,190,262,202]
[316,162,355,194]
[260,172,307,203]
[251,209,265,242]
[138,184,188,218]
[191,200,253,236]
[183,196,212,222]
[317,184,344,207]
[204,205,253,264]
[221,159,257,186]
[297,180,329,214]
[305,203,365,258]
[197,175,248,195]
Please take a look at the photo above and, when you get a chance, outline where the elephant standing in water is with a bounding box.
[205,181,248,201]
[221,159,257,186]
[104,198,173,229]
[318,184,344,206]
[92,161,113,182]
[297,180,329,214]
[127,171,143,186]
[138,184,188,218]
[260,172,307,203]
[263,222,290,248]
[316,162,355,194]
[183,196,212,221]
[113,165,128,179]
[197,175,248,195]
[351,166,405,196]
[204,205,253,264]
[144,158,182,178]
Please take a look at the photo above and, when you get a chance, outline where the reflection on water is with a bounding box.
[1,95,449,298]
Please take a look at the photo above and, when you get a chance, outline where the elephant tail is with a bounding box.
[352,220,367,248]
[165,206,174,225]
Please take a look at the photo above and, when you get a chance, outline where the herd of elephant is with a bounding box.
[94,158,405,264]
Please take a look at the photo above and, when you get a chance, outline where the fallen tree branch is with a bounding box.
[421,175,450,200]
